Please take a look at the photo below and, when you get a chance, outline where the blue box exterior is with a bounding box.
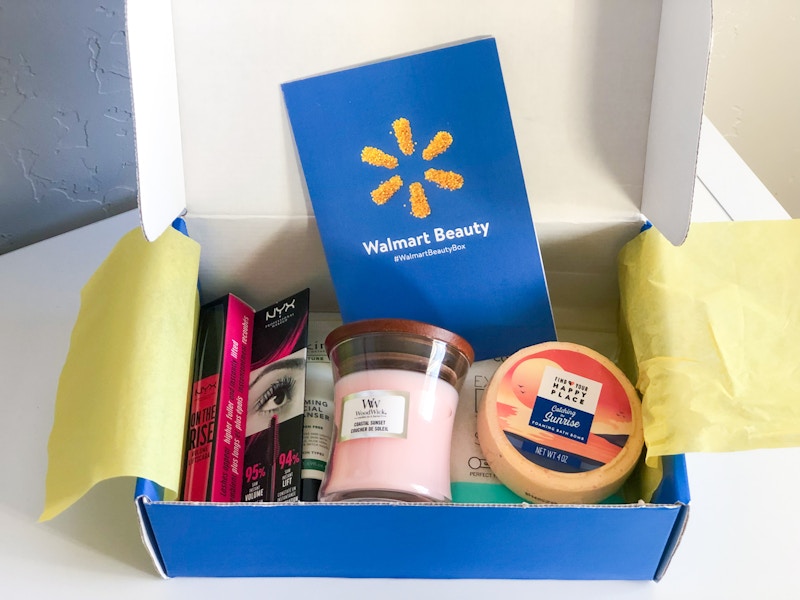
[135,454,689,580]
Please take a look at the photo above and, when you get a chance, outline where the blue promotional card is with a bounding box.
[282,38,556,360]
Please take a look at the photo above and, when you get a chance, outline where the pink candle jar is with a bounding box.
[319,319,474,503]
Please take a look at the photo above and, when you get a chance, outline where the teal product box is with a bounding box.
[117,0,713,581]
[450,357,526,503]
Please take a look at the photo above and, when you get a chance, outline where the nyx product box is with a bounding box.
[242,289,310,503]
[282,38,556,361]
[181,294,254,502]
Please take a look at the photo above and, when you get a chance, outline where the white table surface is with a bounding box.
[2,121,798,598]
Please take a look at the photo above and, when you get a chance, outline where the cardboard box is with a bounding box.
[123,0,710,580]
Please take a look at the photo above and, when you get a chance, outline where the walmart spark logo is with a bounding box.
[361,118,464,218]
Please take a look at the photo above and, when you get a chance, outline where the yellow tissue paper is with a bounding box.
[618,220,800,468]
[41,226,200,521]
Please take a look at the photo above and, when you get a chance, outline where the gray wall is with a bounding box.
[0,0,136,256]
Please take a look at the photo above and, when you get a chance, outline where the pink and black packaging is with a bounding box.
[241,288,309,503]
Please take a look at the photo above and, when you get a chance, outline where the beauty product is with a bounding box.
[182,294,254,502]
[300,313,341,502]
[242,289,310,503]
[477,342,644,504]
[320,318,473,503]
[450,357,526,504]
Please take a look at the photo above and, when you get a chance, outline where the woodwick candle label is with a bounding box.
[339,390,409,441]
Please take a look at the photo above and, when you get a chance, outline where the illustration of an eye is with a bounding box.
[253,376,296,413]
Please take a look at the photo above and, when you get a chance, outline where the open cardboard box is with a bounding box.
[121,0,710,580]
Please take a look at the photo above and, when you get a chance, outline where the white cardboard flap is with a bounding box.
[641,0,712,245]
[126,0,187,241]
[135,1,706,222]
[127,1,710,240]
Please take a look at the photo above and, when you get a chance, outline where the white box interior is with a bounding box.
[127,0,711,358]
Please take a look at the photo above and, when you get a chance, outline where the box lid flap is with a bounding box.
[126,1,712,235]
[126,0,187,241]
[641,0,712,245]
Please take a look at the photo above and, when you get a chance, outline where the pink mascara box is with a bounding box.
[181,294,254,502]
